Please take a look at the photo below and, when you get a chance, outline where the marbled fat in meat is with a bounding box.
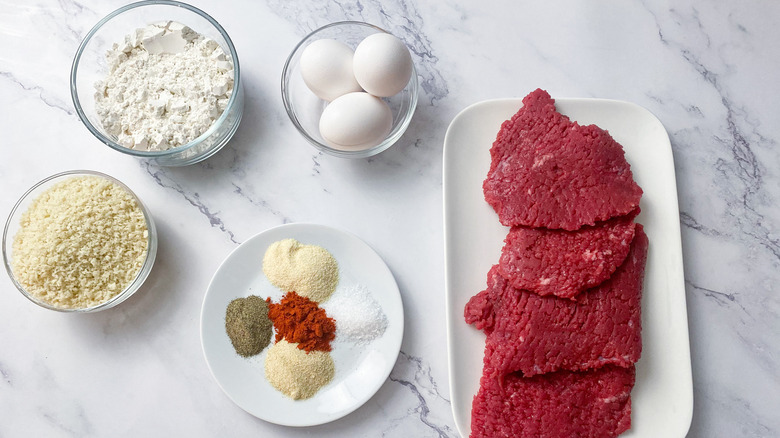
[498,210,638,299]
[470,364,635,438]
[483,89,643,230]
[465,226,648,377]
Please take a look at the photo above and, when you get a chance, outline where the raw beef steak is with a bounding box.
[497,210,638,299]
[470,364,635,438]
[482,89,642,230]
[465,226,648,377]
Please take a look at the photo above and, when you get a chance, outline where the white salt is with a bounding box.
[323,283,388,344]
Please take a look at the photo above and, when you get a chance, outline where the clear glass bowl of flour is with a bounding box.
[2,170,158,313]
[70,1,244,167]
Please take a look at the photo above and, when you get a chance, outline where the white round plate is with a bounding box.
[200,223,404,427]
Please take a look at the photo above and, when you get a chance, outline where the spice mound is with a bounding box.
[95,21,234,151]
[265,339,335,400]
[267,291,336,352]
[225,296,272,357]
[322,283,387,344]
[262,239,339,303]
[11,175,148,309]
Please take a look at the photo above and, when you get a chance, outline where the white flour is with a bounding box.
[95,21,234,151]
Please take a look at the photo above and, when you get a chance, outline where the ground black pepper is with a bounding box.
[225,295,272,357]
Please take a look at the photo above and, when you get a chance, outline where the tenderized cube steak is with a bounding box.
[465,226,647,377]
[482,89,643,230]
[470,364,635,438]
[498,210,638,299]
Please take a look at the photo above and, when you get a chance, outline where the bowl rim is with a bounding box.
[2,170,158,313]
[281,20,419,159]
[70,0,241,158]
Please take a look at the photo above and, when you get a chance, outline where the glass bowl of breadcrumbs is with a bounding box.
[2,170,158,312]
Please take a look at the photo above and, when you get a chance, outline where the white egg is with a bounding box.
[300,39,362,101]
[353,33,413,97]
[319,92,393,150]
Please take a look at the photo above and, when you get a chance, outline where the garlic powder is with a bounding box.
[262,239,339,303]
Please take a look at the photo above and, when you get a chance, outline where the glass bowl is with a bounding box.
[71,1,244,167]
[2,170,158,313]
[281,21,419,159]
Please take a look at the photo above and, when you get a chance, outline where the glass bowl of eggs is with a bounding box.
[281,21,419,158]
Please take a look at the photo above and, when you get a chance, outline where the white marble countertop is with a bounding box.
[1,1,778,436]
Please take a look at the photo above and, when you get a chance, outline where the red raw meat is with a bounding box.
[498,210,638,299]
[470,364,635,438]
[465,226,648,377]
[483,89,642,230]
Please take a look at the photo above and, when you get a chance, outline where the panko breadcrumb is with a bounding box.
[11,175,148,309]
